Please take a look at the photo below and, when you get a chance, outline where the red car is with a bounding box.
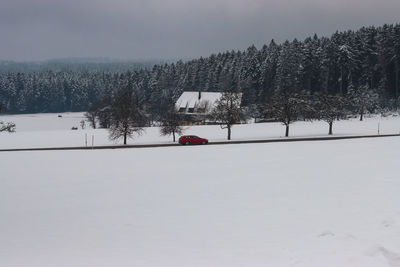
[179,135,208,145]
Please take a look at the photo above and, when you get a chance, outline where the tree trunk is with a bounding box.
[123,133,127,145]
[285,125,289,137]
[329,121,333,135]
[307,76,311,93]
[370,76,374,91]
[227,125,231,140]
[173,131,176,142]
[360,106,364,121]
[395,59,399,100]
[324,69,330,94]
[340,67,344,95]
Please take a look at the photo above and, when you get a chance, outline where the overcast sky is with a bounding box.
[1,0,399,61]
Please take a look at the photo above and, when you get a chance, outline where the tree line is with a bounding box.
[0,58,160,74]
[0,23,399,139]
[0,23,399,117]
[86,85,377,144]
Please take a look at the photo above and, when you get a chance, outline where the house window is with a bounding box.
[188,108,194,113]
[179,107,186,113]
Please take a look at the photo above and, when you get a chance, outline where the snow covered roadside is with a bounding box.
[1,112,400,149]
[1,138,400,267]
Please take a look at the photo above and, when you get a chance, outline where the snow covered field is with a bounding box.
[1,113,400,267]
[1,112,400,149]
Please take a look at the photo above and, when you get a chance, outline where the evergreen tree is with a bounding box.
[0,23,399,120]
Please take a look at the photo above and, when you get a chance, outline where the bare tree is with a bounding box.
[0,104,16,133]
[95,96,113,128]
[108,89,147,145]
[84,103,99,129]
[160,107,184,142]
[313,93,348,135]
[262,90,306,137]
[348,83,379,121]
[0,121,16,132]
[97,105,112,128]
[209,92,245,140]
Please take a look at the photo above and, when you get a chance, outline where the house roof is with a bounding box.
[175,91,223,111]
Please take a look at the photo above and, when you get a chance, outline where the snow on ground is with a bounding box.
[0,112,400,149]
[1,112,400,266]
[1,137,400,267]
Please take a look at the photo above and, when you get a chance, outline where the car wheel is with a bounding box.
[185,141,190,145]
[202,141,206,145]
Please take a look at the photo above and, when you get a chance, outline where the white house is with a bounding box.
[175,91,223,115]
[175,91,242,124]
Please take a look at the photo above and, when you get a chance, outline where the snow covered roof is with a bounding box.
[175,91,223,114]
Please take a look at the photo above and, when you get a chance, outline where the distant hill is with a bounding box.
[0,58,172,73]
[1,23,399,116]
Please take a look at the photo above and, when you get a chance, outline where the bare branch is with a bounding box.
[0,121,16,132]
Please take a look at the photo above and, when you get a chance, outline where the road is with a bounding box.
[0,133,399,152]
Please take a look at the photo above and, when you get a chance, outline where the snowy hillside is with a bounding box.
[1,113,400,267]
[1,137,400,267]
[1,112,400,149]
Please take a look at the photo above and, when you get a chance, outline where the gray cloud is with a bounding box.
[1,0,399,61]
